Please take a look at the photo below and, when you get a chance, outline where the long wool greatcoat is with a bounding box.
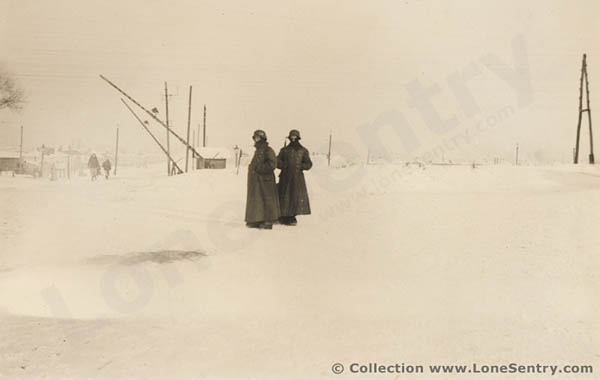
[88,155,100,169]
[277,142,312,217]
[245,141,281,223]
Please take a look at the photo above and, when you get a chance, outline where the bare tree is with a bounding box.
[0,69,25,110]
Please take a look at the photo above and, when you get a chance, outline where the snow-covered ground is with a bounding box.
[1,163,599,379]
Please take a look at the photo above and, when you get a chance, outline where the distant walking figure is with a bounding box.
[88,153,100,181]
[245,130,280,230]
[102,159,112,179]
[277,129,312,225]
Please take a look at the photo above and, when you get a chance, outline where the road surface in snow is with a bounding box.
[1,163,599,379]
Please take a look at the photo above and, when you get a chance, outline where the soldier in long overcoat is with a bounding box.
[277,129,312,225]
[245,130,280,229]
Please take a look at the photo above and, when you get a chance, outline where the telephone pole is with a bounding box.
[67,145,71,179]
[203,104,207,147]
[574,53,595,164]
[185,86,193,172]
[327,132,332,167]
[164,82,172,175]
[114,127,119,176]
[19,125,23,159]
[192,130,196,169]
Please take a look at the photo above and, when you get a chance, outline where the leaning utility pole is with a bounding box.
[120,98,183,174]
[164,82,171,175]
[574,53,595,164]
[203,104,207,147]
[114,127,119,176]
[185,86,193,172]
[99,75,202,159]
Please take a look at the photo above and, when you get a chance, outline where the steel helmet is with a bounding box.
[288,129,301,139]
[252,129,267,140]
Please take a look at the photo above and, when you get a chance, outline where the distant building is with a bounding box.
[195,147,229,169]
[0,151,39,176]
[0,151,22,175]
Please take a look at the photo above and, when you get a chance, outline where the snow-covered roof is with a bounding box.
[196,147,230,159]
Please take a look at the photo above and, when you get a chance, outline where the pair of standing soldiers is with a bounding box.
[245,129,312,229]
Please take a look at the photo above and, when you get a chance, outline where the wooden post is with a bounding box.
[185,86,193,173]
[165,82,171,176]
[67,145,71,180]
[114,127,119,176]
[584,55,594,164]
[202,104,206,147]
[327,132,332,167]
[574,53,595,164]
[515,143,519,165]
[19,125,23,159]
[40,147,45,178]
[198,126,201,148]
[575,56,585,163]
[192,129,196,169]
[192,130,197,170]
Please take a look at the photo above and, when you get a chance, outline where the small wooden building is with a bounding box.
[0,156,22,175]
[195,147,229,169]
[0,152,40,177]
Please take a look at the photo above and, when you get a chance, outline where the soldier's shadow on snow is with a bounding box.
[85,250,206,266]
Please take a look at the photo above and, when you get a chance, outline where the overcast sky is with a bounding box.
[1,0,599,162]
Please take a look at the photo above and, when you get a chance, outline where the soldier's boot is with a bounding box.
[259,222,273,230]
[280,216,297,226]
